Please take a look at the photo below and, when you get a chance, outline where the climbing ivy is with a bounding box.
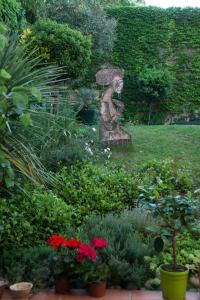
[107,7,200,123]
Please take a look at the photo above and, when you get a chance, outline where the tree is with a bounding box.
[138,66,173,125]
[44,0,117,58]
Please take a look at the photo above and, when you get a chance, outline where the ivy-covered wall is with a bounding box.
[107,7,200,123]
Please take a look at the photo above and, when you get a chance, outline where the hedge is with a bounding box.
[107,7,200,123]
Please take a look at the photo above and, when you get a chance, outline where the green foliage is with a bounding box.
[107,7,200,123]
[25,19,92,79]
[138,159,194,203]
[20,0,44,24]
[138,66,173,123]
[0,188,72,251]
[0,34,64,189]
[44,0,117,59]
[145,231,200,276]
[79,211,153,288]
[101,0,145,7]
[146,195,198,270]
[0,0,21,30]
[138,67,173,102]
[0,246,54,288]
[55,161,139,225]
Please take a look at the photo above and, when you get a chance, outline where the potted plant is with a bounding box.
[0,278,8,298]
[148,195,198,300]
[80,238,109,298]
[9,282,33,299]
[47,234,81,294]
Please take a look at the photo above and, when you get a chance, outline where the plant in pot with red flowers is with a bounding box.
[47,234,81,294]
[77,238,109,298]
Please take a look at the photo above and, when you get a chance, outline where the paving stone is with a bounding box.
[30,292,62,300]
[132,290,199,300]
[99,289,131,300]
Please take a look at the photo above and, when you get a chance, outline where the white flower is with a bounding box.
[92,127,97,132]
[85,144,93,155]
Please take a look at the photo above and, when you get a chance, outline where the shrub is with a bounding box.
[0,189,72,251]
[138,159,194,203]
[44,0,116,59]
[0,246,54,288]
[78,211,153,288]
[23,19,92,78]
[55,161,139,225]
[138,67,173,124]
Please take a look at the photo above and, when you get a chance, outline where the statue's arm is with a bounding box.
[112,99,125,113]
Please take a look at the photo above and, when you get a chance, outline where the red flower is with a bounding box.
[47,234,65,249]
[63,239,81,249]
[76,253,85,263]
[92,238,108,249]
[78,244,96,260]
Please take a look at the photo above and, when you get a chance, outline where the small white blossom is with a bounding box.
[92,127,97,132]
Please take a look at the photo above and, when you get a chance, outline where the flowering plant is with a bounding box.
[47,235,108,282]
[47,235,81,279]
[79,238,109,283]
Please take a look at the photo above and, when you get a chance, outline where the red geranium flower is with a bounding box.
[78,244,96,260]
[92,238,108,249]
[76,253,85,263]
[47,234,65,249]
[63,239,81,249]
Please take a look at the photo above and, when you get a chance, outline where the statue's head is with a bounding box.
[96,68,124,94]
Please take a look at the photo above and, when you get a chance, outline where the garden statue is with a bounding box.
[96,68,131,147]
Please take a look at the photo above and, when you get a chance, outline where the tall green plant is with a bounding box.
[148,195,198,271]
[0,33,64,189]
[138,67,173,124]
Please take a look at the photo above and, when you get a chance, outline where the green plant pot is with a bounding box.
[160,265,189,300]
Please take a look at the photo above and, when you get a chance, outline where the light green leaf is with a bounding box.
[0,69,11,80]
[12,91,29,109]
[0,85,7,94]
[20,113,32,126]
[31,87,42,102]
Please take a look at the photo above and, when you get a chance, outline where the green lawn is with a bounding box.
[112,125,200,177]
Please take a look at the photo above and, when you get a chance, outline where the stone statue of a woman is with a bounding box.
[96,68,131,147]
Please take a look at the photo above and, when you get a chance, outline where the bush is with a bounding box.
[78,211,153,288]
[55,162,139,225]
[0,189,72,251]
[138,67,173,124]
[0,246,54,288]
[44,0,116,59]
[138,159,194,202]
[23,19,92,78]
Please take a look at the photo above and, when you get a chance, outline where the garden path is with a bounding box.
[1,289,199,300]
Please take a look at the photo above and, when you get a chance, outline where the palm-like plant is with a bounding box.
[0,33,65,189]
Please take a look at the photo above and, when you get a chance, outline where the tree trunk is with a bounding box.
[148,103,152,125]
[172,230,177,270]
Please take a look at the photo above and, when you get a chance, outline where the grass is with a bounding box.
[112,125,200,178]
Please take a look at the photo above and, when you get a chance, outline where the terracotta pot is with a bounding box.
[0,279,8,299]
[54,278,70,294]
[89,282,106,298]
[9,282,33,300]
